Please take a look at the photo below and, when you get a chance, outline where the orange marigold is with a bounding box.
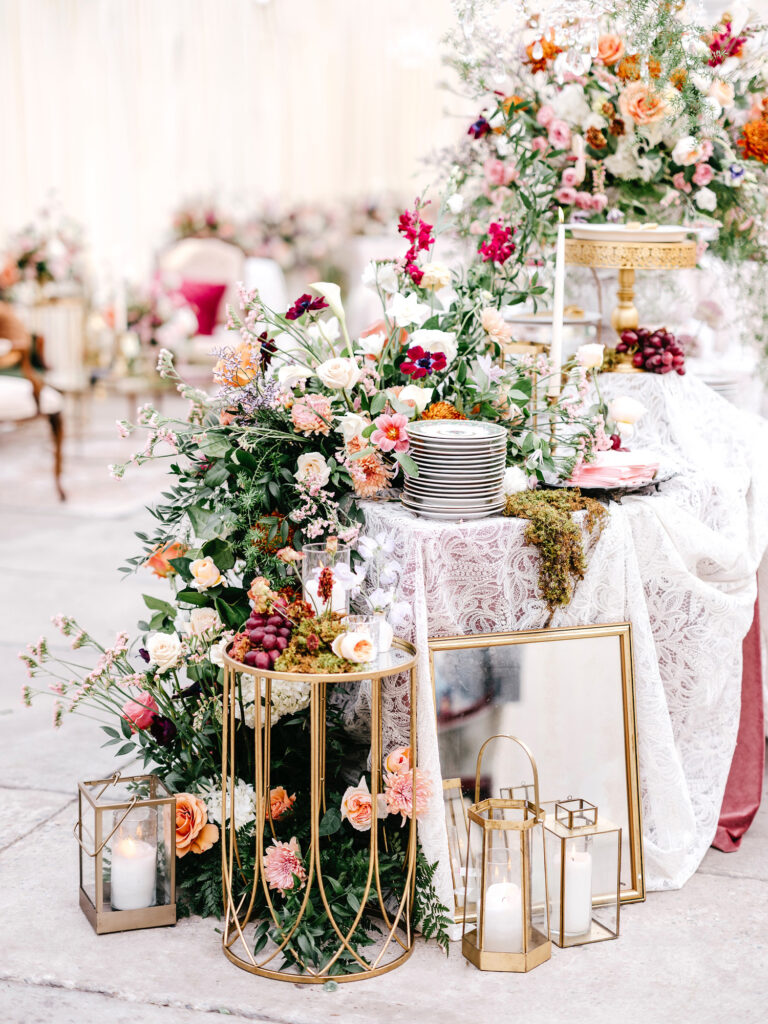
[616,54,641,82]
[670,68,687,92]
[420,401,466,421]
[738,117,768,165]
[525,33,561,74]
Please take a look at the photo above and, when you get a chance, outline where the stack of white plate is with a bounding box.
[402,420,507,521]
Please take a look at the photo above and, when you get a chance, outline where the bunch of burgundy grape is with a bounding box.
[616,327,686,375]
[241,613,293,670]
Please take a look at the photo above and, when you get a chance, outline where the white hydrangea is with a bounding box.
[196,777,256,831]
[234,676,312,728]
[554,83,591,126]
[604,139,640,180]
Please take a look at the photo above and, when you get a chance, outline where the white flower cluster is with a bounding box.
[195,777,256,832]
[235,677,312,728]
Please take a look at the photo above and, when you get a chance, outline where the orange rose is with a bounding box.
[618,82,668,125]
[145,541,187,578]
[597,33,625,66]
[384,746,411,775]
[341,778,373,831]
[269,785,296,820]
[175,793,219,857]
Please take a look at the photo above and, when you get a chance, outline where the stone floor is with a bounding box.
[1,394,766,1023]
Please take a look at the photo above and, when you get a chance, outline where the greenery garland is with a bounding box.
[503,489,607,609]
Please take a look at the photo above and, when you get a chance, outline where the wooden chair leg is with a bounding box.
[47,411,66,501]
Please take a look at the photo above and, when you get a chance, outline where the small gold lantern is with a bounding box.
[543,797,621,948]
[74,771,176,934]
[461,735,551,973]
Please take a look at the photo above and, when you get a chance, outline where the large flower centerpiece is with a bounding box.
[443,6,768,264]
[0,210,87,300]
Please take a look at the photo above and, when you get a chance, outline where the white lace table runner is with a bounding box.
[360,372,768,911]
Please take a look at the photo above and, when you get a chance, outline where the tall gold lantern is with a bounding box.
[461,735,551,973]
[221,639,419,983]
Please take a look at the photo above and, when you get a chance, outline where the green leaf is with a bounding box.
[361,422,376,439]
[116,742,135,756]
[188,505,225,541]
[394,451,418,478]
[318,807,342,836]
[369,392,386,416]
[201,538,235,572]
[142,594,176,615]
[204,462,230,488]
[176,588,213,607]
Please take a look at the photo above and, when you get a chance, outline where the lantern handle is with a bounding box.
[72,795,139,858]
[474,733,542,817]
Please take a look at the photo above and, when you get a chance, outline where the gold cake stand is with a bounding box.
[565,237,697,336]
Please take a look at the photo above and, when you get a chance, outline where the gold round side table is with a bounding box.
[221,639,419,983]
[565,238,697,335]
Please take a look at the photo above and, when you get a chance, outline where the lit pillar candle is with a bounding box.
[548,208,566,398]
[110,837,156,911]
[483,882,523,952]
[563,849,593,936]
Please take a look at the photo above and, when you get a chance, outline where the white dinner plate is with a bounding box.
[567,223,693,244]
[401,501,505,521]
[408,421,507,441]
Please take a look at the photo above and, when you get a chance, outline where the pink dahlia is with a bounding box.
[263,836,307,895]
[384,768,432,824]
[371,412,410,453]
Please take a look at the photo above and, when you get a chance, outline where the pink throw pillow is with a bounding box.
[179,280,227,335]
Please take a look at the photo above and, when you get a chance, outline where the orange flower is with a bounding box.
[597,33,625,66]
[618,81,668,125]
[175,793,219,857]
[738,116,768,164]
[525,32,561,73]
[420,401,465,421]
[670,68,687,92]
[213,340,261,387]
[269,786,296,820]
[616,54,641,82]
[145,541,187,578]
[346,437,393,498]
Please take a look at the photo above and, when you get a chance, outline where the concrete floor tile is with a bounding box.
[0,787,75,850]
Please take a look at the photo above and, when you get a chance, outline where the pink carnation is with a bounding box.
[561,167,582,189]
[548,119,571,150]
[484,157,517,186]
[371,412,410,453]
[384,768,432,824]
[263,836,307,895]
[555,186,577,205]
[672,172,692,194]
[291,393,332,435]
[122,691,158,732]
[574,191,594,210]
[693,163,714,186]
[536,104,555,127]
[591,193,608,213]
[531,137,549,154]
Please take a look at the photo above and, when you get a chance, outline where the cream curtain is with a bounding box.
[0,0,456,281]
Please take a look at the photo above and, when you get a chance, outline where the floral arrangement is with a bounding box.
[442,6,768,265]
[170,199,241,246]
[240,201,345,277]
[0,209,86,299]
[124,276,199,352]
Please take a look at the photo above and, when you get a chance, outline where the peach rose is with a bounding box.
[145,541,187,579]
[341,777,373,831]
[269,785,296,820]
[618,82,668,125]
[597,33,625,66]
[384,746,411,775]
[709,79,735,109]
[175,793,219,857]
[190,556,223,591]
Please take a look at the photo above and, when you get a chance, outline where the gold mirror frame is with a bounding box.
[430,623,644,914]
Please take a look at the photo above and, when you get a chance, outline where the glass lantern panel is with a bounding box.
[108,806,158,911]
[527,822,550,949]
[545,827,620,945]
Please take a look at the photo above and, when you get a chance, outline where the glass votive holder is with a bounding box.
[342,614,380,655]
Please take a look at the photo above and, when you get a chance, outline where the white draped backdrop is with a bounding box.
[0,0,456,282]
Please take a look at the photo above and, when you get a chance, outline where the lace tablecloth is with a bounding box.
[360,373,768,913]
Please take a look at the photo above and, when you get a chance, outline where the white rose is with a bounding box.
[608,396,646,426]
[295,452,331,487]
[446,194,464,214]
[277,362,312,388]
[576,343,605,369]
[331,631,376,663]
[397,385,433,413]
[209,633,233,667]
[709,80,735,109]
[362,260,399,294]
[146,632,182,672]
[185,607,222,638]
[408,328,458,365]
[671,135,704,167]
[336,412,370,443]
[315,357,361,390]
[190,557,224,591]
[419,262,452,291]
[604,139,640,179]
[386,292,430,328]
[357,331,387,359]
[503,465,528,495]
[554,83,591,126]
[694,187,717,212]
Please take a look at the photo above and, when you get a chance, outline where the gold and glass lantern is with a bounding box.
[74,771,176,934]
[443,778,476,923]
[462,735,551,973]
[543,797,621,948]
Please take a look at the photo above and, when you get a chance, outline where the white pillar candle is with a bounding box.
[110,837,156,911]
[548,208,566,398]
[483,882,523,952]
[563,849,593,936]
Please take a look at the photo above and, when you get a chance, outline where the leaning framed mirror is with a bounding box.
[430,623,644,922]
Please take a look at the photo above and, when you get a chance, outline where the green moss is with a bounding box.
[503,489,608,608]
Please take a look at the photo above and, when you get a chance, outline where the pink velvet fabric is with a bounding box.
[713,593,764,852]
[179,279,227,335]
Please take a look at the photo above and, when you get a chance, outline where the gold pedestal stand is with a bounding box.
[565,238,696,371]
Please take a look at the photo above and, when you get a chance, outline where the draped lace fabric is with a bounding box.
[359,374,768,914]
